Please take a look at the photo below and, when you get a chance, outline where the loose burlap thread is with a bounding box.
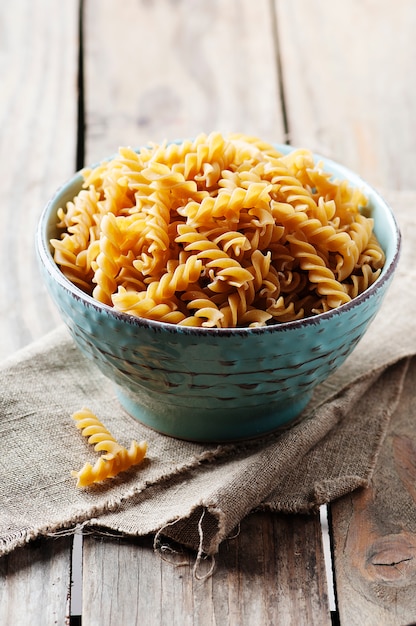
[1,193,415,558]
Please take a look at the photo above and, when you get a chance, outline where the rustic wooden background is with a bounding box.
[1,1,416,624]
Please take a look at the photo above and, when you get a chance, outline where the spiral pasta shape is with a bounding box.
[91,213,125,305]
[184,295,224,327]
[112,287,186,323]
[71,408,147,487]
[346,264,381,299]
[56,186,101,248]
[52,132,385,326]
[359,233,385,269]
[176,225,254,290]
[50,238,93,292]
[72,441,148,488]
[72,407,124,455]
[287,233,351,308]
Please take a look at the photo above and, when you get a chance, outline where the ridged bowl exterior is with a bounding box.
[36,147,401,441]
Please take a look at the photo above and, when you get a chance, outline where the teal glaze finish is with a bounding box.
[36,146,401,442]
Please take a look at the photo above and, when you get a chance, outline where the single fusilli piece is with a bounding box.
[91,213,125,305]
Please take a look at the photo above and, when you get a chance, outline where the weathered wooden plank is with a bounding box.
[330,350,416,625]
[0,0,79,615]
[0,537,73,625]
[82,512,331,626]
[274,0,416,191]
[83,0,286,165]
[0,0,79,361]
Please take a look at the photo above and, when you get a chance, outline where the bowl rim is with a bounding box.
[36,143,402,337]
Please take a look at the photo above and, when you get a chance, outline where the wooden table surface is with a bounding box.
[1,1,416,624]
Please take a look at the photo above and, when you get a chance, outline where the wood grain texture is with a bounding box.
[2,1,416,623]
[0,537,72,625]
[330,356,416,625]
[0,0,79,361]
[81,512,331,626]
[83,0,286,164]
[0,2,79,622]
[275,0,416,191]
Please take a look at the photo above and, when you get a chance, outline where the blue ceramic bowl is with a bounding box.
[36,146,401,442]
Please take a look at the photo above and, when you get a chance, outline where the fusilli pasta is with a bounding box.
[71,408,147,487]
[51,133,385,327]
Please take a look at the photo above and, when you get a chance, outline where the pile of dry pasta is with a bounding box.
[51,132,385,327]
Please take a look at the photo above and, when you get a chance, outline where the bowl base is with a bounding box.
[115,386,312,443]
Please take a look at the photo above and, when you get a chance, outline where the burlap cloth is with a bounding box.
[1,193,415,559]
